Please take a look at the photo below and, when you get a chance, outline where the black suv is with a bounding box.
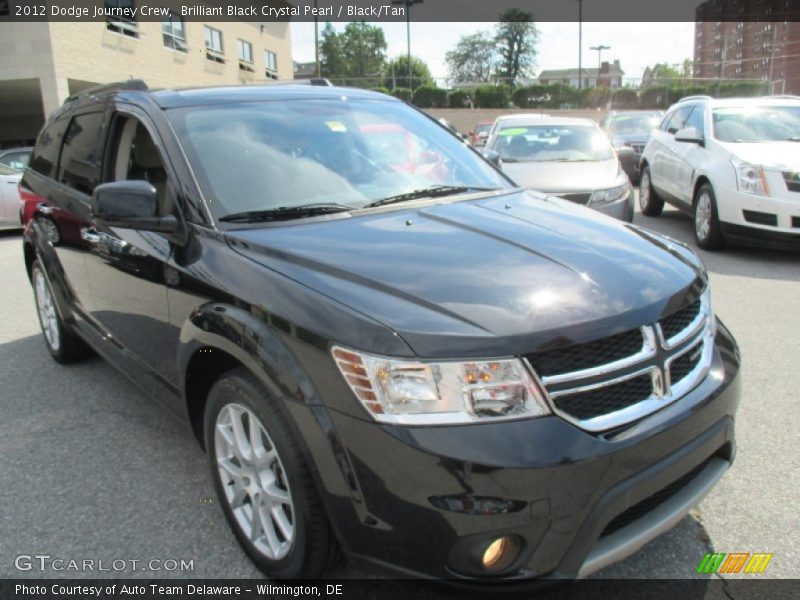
[22,80,740,582]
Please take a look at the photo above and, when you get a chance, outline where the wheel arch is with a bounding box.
[693,174,713,205]
[177,302,326,449]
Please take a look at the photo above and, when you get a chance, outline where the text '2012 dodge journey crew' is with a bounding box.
[22,80,740,582]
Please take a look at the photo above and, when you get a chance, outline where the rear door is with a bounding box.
[0,166,22,225]
[29,110,107,316]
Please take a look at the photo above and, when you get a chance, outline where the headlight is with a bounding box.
[732,157,770,196]
[590,183,631,206]
[332,347,551,425]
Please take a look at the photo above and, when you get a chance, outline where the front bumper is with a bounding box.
[317,323,740,582]
[715,184,800,250]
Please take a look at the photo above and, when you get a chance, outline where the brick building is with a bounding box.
[693,0,800,94]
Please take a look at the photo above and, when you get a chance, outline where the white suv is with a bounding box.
[639,95,800,251]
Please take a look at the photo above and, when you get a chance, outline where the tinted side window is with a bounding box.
[665,106,694,134]
[30,118,69,178]
[684,106,706,136]
[58,112,106,195]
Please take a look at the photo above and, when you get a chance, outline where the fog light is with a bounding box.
[481,536,518,572]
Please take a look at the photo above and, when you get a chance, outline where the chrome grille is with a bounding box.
[526,291,714,432]
[782,171,800,193]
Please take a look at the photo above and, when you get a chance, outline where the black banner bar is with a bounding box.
[3,0,800,23]
[1,579,800,600]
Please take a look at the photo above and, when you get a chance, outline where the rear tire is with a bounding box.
[31,260,93,363]
[204,368,342,579]
[639,166,664,217]
[693,183,726,251]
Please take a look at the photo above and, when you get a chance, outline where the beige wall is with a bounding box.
[0,21,292,122]
[49,21,291,110]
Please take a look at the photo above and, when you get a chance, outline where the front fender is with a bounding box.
[176,302,372,551]
[177,302,322,407]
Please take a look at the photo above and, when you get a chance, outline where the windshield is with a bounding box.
[169,99,509,219]
[611,113,661,134]
[713,106,800,142]
[0,164,20,176]
[475,124,492,135]
[489,124,615,162]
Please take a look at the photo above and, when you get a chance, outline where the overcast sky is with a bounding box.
[290,22,696,83]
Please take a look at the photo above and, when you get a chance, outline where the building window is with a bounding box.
[237,40,254,72]
[105,0,139,38]
[162,15,187,52]
[205,26,225,63]
[265,50,278,79]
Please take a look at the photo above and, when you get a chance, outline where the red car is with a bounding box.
[20,185,86,245]
[469,120,494,146]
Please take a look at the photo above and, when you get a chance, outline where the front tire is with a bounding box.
[31,260,93,363]
[204,368,341,579]
[694,183,725,250]
[639,166,664,217]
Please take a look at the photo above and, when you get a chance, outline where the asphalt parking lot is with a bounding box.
[0,199,798,587]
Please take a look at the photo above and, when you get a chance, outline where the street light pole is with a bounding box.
[393,0,423,89]
[590,44,610,86]
[314,0,320,77]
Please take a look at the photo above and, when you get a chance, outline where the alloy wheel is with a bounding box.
[695,192,712,241]
[639,172,650,210]
[33,269,60,352]
[214,403,295,560]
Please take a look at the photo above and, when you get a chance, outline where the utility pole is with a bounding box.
[577,0,583,90]
[392,0,423,89]
[590,44,610,87]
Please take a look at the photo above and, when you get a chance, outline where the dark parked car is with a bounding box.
[22,80,740,582]
[600,111,663,183]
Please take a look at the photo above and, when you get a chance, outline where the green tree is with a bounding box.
[320,22,387,85]
[445,31,497,84]
[340,22,387,80]
[494,9,539,87]
[320,23,345,78]
[384,55,433,90]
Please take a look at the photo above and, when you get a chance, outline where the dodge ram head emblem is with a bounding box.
[652,369,665,399]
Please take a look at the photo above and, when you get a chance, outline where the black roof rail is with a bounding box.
[65,79,149,103]
[253,78,334,87]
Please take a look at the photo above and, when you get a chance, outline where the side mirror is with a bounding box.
[674,127,704,145]
[482,149,502,167]
[91,180,178,234]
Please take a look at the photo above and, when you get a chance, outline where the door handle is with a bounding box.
[80,227,101,244]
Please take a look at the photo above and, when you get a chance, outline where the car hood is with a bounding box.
[501,158,621,193]
[722,141,800,171]
[226,190,704,358]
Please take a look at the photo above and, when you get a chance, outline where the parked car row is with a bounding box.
[466,96,800,251]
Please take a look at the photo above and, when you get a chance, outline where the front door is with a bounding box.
[83,110,180,391]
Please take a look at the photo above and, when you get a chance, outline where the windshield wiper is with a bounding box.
[219,203,354,223]
[365,185,500,208]
[783,137,800,142]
